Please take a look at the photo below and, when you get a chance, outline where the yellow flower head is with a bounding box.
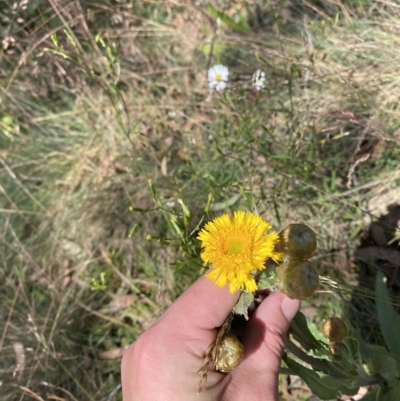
[197,211,283,293]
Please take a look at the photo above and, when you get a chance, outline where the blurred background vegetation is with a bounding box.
[1,0,400,399]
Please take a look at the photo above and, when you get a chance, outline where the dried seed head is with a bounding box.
[322,317,348,342]
[214,334,244,373]
[279,224,317,260]
[277,260,319,300]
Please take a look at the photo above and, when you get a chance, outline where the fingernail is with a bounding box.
[281,296,300,321]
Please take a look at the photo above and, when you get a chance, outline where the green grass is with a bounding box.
[1,0,400,399]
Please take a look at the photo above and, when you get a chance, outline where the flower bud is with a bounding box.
[328,341,345,356]
[277,260,319,300]
[279,223,317,260]
[322,317,348,342]
[214,334,244,373]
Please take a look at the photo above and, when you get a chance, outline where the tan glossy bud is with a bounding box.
[328,341,343,356]
[277,260,319,300]
[279,223,317,260]
[322,317,348,342]
[214,334,244,373]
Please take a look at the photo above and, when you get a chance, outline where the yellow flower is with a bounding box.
[197,211,283,293]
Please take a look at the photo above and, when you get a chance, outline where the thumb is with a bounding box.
[242,292,299,361]
[229,292,300,398]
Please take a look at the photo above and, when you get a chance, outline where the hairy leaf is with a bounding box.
[284,355,358,400]
[233,291,254,318]
[290,311,329,352]
[379,381,400,401]
[375,272,400,359]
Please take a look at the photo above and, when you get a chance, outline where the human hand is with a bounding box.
[121,275,300,401]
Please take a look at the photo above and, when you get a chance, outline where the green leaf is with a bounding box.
[50,33,60,47]
[257,269,277,290]
[209,193,241,212]
[342,331,362,363]
[170,215,183,237]
[284,355,358,400]
[379,381,400,401]
[129,207,149,213]
[204,193,213,218]
[43,48,73,60]
[64,29,78,50]
[360,391,378,401]
[233,291,254,318]
[206,5,252,34]
[95,32,106,47]
[238,185,252,211]
[353,329,388,361]
[128,223,138,238]
[177,198,191,226]
[368,353,400,382]
[375,271,400,358]
[290,311,329,352]
[1,115,13,126]
[199,43,226,56]
[215,147,224,155]
[148,179,157,197]
[353,330,400,382]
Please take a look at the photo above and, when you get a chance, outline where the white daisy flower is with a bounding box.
[252,69,266,91]
[208,64,229,91]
